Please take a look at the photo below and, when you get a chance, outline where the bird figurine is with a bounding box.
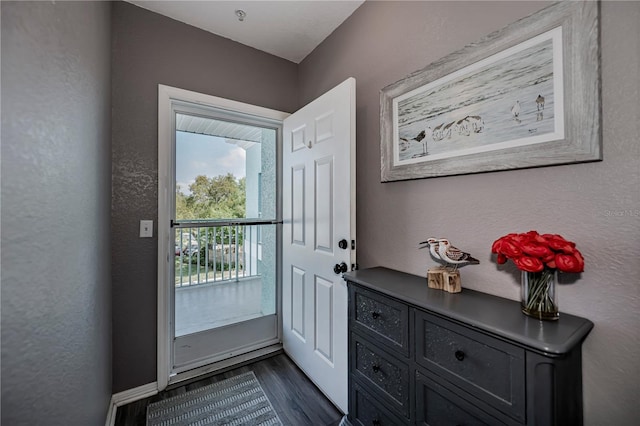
[437,238,480,270]
[419,237,446,268]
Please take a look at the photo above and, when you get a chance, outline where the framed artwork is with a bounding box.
[380,1,601,181]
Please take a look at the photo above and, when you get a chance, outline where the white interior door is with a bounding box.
[282,78,356,413]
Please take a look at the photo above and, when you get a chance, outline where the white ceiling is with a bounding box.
[126,1,365,63]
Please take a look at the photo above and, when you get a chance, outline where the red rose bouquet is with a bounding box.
[491,231,584,273]
[491,231,584,320]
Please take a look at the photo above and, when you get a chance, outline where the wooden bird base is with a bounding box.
[427,267,461,293]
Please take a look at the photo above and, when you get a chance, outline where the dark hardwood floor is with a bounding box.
[114,353,343,426]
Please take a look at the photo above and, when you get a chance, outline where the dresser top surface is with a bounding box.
[345,267,593,355]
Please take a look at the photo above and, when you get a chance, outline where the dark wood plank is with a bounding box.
[114,353,343,426]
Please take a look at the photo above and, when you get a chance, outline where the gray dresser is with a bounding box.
[344,267,593,426]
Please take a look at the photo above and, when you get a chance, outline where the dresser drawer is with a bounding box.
[416,371,520,426]
[415,310,525,422]
[350,284,409,355]
[351,333,410,418]
[350,380,410,426]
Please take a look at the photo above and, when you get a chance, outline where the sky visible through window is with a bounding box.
[176,131,246,194]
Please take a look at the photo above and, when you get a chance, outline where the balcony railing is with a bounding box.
[173,219,278,287]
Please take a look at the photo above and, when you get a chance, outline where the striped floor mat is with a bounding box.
[147,372,282,426]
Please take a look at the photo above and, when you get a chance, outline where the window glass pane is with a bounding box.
[173,112,277,336]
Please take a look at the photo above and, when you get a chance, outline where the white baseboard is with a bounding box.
[105,382,158,426]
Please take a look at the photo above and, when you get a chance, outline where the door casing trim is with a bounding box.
[157,84,289,390]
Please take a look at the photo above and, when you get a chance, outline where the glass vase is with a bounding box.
[521,268,559,320]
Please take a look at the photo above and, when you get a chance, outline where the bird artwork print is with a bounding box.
[412,129,429,156]
[511,100,521,118]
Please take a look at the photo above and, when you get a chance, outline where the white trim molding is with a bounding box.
[157,84,289,390]
[105,382,158,426]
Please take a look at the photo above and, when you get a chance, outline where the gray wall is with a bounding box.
[299,1,640,424]
[111,1,298,392]
[1,2,112,425]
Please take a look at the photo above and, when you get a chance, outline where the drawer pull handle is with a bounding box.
[455,350,465,361]
[372,364,381,373]
[371,312,381,319]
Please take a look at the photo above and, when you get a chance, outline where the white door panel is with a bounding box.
[283,78,356,413]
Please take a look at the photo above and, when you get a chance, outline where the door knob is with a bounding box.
[338,239,348,249]
[333,262,348,274]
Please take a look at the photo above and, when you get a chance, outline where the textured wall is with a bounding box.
[111,2,298,392]
[1,1,112,425]
[299,1,639,424]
